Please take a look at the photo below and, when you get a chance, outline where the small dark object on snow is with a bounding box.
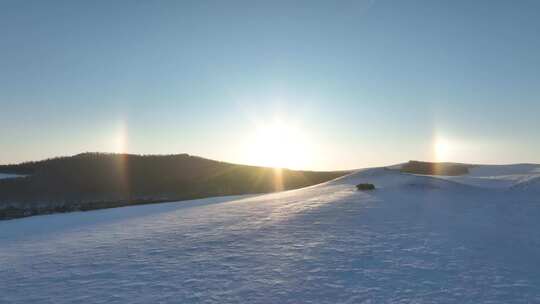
[356,183,375,191]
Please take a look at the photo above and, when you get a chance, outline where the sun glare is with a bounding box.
[434,137,455,162]
[113,120,128,154]
[246,120,312,169]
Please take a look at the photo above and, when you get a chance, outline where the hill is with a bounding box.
[0,153,348,219]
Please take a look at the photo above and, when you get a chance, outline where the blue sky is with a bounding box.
[1,0,539,170]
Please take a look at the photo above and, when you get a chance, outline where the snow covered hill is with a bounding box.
[2,164,540,303]
[436,164,540,190]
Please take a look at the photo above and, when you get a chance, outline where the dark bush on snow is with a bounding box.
[356,183,375,191]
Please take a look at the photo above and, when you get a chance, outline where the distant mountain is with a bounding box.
[0,153,349,219]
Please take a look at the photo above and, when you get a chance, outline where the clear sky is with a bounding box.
[1,0,540,170]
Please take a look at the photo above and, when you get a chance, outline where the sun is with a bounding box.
[433,136,462,163]
[245,120,312,169]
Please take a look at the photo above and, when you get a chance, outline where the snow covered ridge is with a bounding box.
[416,163,540,190]
[1,163,540,303]
[332,162,540,192]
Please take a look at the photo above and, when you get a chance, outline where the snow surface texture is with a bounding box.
[2,165,540,303]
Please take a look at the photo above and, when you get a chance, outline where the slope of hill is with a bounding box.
[1,163,540,303]
[0,153,348,219]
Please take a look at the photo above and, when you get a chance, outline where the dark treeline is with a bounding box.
[0,153,348,219]
[400,160,472,176]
